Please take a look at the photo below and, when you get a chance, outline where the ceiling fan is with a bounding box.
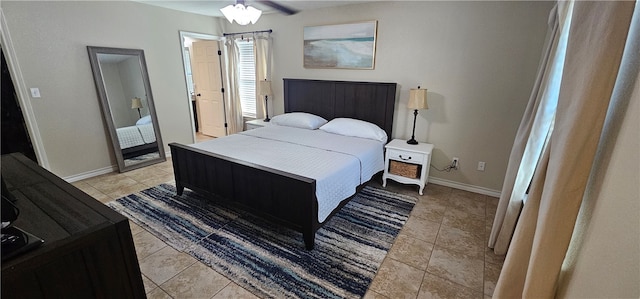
[254,0,299,15]
[221,0,299,25]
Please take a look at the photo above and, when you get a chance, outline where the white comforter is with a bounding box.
[116,124,156,149]
[190,125,385,222]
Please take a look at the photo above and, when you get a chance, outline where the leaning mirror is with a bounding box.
[87,46,165,172]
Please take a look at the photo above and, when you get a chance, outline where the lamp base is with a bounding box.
[264,117,270,122]
[407,138,418,145]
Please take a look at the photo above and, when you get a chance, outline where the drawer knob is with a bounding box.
[399,155,411,161]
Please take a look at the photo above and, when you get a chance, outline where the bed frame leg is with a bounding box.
[176,184,184,196]
[303,233,315,250]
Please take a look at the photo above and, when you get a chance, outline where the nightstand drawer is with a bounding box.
[387,149,424,164]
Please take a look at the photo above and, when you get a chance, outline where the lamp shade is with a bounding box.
[131,97,142,109]
[408,88,428,110]
[220,4,262,25]
[258,80,272,96]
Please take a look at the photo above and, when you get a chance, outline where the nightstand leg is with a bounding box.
[419,185,424,195]
[382,176,387,187]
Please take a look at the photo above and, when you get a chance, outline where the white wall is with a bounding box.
[226,1,553,192]
[1,1,220,178]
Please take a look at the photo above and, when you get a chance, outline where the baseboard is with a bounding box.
[63,165,117,183]
[64,147,170,183]
[428,177,501,198]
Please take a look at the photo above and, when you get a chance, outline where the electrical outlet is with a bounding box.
[452,157,459,169]
[477,161,486,171]
[30,88,41,98]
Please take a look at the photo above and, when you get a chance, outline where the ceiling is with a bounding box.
[133,1,378,18]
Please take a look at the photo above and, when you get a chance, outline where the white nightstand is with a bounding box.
[382,139,434,195]
[245,119,270,130]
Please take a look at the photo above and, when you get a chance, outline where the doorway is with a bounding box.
[1,48,37,162]
[179,31,225,143]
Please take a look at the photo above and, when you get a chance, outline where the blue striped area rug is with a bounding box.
[108,183,416,298]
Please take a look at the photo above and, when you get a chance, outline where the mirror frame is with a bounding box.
[87,46,166,172]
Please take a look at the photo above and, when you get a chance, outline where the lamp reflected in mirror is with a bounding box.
[131,97,142,118]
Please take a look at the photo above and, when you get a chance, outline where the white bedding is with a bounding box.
[190,125,385,222]
[116,124,156,149]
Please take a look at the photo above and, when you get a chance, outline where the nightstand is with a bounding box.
[382,139,434,195]
[245,119,270,130]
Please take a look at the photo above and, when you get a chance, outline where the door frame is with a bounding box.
[178,31,225,143]
[0,11,49,168]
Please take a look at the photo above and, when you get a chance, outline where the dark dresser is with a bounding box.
[1,153,145,298]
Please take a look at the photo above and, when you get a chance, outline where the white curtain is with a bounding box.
[489,1,573,255]
[223,39,244,134]
[254,32,272,120]
[493,1,636,297]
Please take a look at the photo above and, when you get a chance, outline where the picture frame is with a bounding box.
[303,20,377,69]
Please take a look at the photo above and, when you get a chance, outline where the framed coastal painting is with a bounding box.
[303,21,377,69]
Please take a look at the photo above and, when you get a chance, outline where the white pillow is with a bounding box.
[270,112,327,130]
[136,115,152,125]
[319,118,388,143]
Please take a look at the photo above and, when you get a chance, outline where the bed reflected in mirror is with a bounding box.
[87,46,165,172]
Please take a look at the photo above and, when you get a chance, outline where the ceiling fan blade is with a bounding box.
[255,0,299,15]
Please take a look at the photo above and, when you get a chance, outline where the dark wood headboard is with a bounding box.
[283,78,397,142]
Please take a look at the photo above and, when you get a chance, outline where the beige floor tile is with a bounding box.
[450,188,484,201]
[132,230,167,260]
[161,262,230,299]
[484,246,506,266]
[369,258,424,298]
[484,261,502,297]
[106,183,149,199]
[123,165,168,180]
[424,184,453,201]
[139,246,197,285]
[441,208,485,237]
[484,227,506,265]
[485,195,499,209]
[448,194,486,217]
[417,273,481,299]
[146,287,173,299]
[388,234,434,270]
[141,274,159,294]
[81,172,120,186]
[401,215,441,244]
[128,220,146,237]
[363,289,390,299]
[427,246,484,291]
[139,172,175,187]
[411,197,448,223]
[435,225,484,258]
[150,161,175,174]
[89,175,139,194]
[212,283,260,299]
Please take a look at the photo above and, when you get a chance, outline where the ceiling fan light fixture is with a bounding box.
[220,3,262,25]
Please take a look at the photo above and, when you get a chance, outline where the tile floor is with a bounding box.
[72,157,504,299]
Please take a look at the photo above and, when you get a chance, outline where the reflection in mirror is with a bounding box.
[87,46,165,172]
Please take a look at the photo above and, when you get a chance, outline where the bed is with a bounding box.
[169,78,397,250]
[117,118,159,159]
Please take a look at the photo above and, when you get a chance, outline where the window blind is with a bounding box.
[237,39,256,118]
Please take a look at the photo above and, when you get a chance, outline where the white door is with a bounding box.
[192,41,225,137]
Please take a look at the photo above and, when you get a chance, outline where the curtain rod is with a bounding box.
[223,29,272,37]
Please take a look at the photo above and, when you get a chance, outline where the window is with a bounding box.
[237,39,256,118]
[182,48,194,95]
